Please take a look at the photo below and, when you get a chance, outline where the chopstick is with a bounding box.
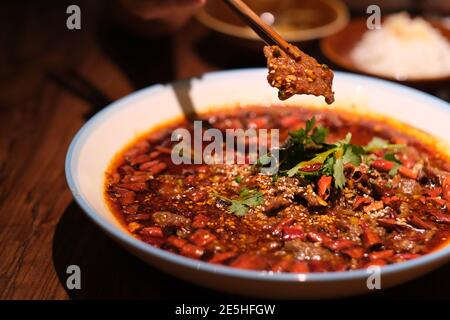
[222,0,301,60]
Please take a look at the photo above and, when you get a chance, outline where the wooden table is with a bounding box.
[1,1,449,300]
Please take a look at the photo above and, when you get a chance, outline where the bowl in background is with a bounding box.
[320,17,450,89]
[196,0,349,44]
[66,69,450,299]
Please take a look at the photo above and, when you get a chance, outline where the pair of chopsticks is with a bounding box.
[48,68,112,119]
[223,0,302,60]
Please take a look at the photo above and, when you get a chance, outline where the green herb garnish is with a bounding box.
[287,117,328,147]
[333,157,346,189]
[384,152,402,176]
[286,148,336,177]
[389,163,402,176]
[364,137,404,152]
[257,117,405,189]
[212,188,264,216]
[384,152,402,164]
[282,131,364,188]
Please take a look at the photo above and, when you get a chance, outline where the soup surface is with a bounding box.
[105,107,450,273]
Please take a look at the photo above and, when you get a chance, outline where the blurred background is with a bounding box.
[1,0,448,113]
[0,0,449,299]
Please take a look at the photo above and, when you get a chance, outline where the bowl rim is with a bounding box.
[196,0,350,42]
[66,69,450,283]
[320,17,450,83]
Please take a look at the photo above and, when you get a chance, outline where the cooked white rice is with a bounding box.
[351,13,450,80]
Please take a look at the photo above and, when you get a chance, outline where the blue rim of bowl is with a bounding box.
[66,69,450,283]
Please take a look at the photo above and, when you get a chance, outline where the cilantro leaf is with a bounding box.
[389,163,402,176]
[242,191,264,207]
[323,156,335,175]
[258,118,407,192]
[336,133,352,146]
[333,157,345,189]
[384,152,401,164]
[364,137,404,152]
[286,166,299,177]
[311,126,328,144]
[239,188,250,197]
[288,128,307,144]
[343,145,364,166]
[229,201,249,216]
[212,189,264,216]
[305,117,315,133]
[366,137,389,149]
[288,117,324,147]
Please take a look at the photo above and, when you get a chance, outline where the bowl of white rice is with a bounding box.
[321,13,450,87]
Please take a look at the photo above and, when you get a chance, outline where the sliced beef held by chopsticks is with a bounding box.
[264,45,335,104]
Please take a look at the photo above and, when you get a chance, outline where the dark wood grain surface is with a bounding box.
[0,1,449,300]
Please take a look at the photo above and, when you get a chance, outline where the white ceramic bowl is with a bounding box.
[66,69,450,299]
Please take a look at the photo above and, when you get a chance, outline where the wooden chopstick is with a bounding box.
[222,0,301,60]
